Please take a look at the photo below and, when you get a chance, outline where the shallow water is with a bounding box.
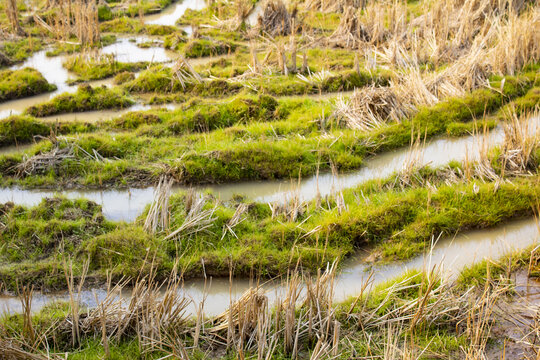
[0,123,508,221]
[101,37,176,63]
[0,217,537,316]
[0,143,32,155]
[35,102,179,123]
[1,36,173,119]
[0,78,115,119]
[144,0,207,26]
[10,50,73,93]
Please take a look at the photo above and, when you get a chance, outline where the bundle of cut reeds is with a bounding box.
[173,56,203,90]
[164,192,217,240]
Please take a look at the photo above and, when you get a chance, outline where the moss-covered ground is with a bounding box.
[0,68,56,102]
[0,0,539,357]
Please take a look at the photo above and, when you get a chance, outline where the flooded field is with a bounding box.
[0,0,538,357]
[0,121,516,221]
[1,217,537,316]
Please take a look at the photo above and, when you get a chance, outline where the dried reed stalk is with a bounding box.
[144,176,174,234]
[73,0,100,46]
[164,193,217,240]
[333,85,410,131]
[173,56,203,90]
[6,0,25,36]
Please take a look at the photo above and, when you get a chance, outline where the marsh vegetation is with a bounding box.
[0,0,539,358]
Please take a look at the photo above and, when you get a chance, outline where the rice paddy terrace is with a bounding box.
[0,0,539,358]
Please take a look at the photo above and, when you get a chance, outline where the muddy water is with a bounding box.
[0,217,537,316]
[10,50,73,92]
[0,144,32,155]
[0,78,115,119]
[144,0,207,26]
[1,36,176,119]
[0,124,507,222]
[101,37,176,63]
[34,102,180,123]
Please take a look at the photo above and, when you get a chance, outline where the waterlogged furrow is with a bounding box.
[1,217,537,316]
[0,151,538,295]
[0,123,511,221]
[0,37,175,119]
[1,74,535,191]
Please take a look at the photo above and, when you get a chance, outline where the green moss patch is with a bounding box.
[25,85,134,117]
[0,68,56,102]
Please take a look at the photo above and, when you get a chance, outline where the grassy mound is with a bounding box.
[25,85,134,117]
[0,68,56,102]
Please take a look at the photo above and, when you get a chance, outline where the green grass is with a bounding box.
[64,55,148,83]
[0,38,43,64]
[1,75,536,189]
[1,158,539,291]
[0,115,96,147]
[0,197,116,290]
[25,85,134,117]
[45,35,117,57]
[100,17,176,35]
[0,115,50,146]
[123,64,243,95]
[183,38,241,58]
[0,68,56,102]
[124,64,388,96]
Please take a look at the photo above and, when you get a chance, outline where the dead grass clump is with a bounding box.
[164,192,217,240]
[33,0,100,46]
[222,203,249,239]
[268,179,304,222]
[14,146,75,177]
[486,8,540,75]
[256,0,296,36]
[144,176,174,234]
[305,0,362,13]
[173,56,203,90]
[500,109,539,176]
[73,0,100,46]
[393,133,428,189]
[361,1,394,45]
[13,137,108,177]
[209,287,268,351]
[215,0,253,31]
[463,109,539,183]
[329,6,369,49]
[333,85,410,131]
[326,0,537,119]
[347,268,510,358]
[52,268,192,354]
